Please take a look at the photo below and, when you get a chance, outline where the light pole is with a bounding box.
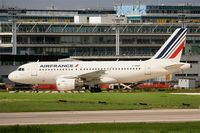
[113,17,123,56]
[116,24,120,56]
[8,8,17,55]
[179,14,186,28]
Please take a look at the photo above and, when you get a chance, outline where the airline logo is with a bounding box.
[40,64,79,68]
[75,64,79,67]
[155,28,187,59]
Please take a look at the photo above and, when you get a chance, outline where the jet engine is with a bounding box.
[56,78,75,91]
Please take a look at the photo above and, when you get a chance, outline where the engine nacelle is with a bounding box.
[56,78,75,91]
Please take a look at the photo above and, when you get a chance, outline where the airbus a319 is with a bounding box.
[9,28,190,91]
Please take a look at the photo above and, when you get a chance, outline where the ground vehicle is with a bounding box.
[32,84,57,91]
[0,83,6,90]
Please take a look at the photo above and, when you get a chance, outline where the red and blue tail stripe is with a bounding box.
[152,28,187,62]
[169,39,185,59]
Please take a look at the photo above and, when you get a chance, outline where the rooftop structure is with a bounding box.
[0,8,116,23]
[115,5,200,23]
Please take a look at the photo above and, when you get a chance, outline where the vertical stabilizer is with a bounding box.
[151,28,187,62]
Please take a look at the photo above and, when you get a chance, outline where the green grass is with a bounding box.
[1,122,200,133]
[0,92,200,112]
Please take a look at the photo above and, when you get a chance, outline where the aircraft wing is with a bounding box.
[164,64,184,71]
[78,70,106,82]
[57,70,109,83]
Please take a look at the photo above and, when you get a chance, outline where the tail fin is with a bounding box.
[151,28,187,62]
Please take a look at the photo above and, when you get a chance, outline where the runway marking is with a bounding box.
[0,109,200,125]
[172,93,200,95]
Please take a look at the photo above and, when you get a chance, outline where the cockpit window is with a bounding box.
[18,68,25,71]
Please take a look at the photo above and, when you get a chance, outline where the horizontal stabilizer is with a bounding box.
[164,64,184,71]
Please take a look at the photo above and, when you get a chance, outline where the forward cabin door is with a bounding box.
[31,64,37,76]
[145,65,151,75]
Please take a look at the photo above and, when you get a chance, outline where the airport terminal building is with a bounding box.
[0,5,200,85]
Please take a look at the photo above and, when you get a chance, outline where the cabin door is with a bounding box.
[31,64,37,76]
[145,65,151,75]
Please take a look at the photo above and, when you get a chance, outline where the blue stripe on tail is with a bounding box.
[155,28,184,59]
[161,29,187,59]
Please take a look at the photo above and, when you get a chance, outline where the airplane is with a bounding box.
[8,28,190,91]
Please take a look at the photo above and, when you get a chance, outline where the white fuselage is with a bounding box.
[8,28,190,89]
[8,59,190,85]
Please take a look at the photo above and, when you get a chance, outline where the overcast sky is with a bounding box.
[1,0,199,10]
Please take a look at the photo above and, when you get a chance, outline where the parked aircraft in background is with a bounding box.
[8,28,190,91]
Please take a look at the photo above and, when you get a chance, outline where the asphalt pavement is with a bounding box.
[0,109,200,125]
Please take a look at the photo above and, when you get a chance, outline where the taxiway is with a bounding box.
[0,109,200,125]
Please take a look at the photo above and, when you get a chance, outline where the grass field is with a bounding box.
[0,92,200,112]
[1,122,200,133]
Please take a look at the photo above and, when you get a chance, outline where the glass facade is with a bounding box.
[146,5,200,14]
[0,7,200,57]
[1,23,200,56]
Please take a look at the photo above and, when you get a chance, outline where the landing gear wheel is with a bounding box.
[90,85,102,93]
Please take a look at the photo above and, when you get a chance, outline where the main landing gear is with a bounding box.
[90,85,102,93]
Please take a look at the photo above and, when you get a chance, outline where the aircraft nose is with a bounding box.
[8,72,16,82]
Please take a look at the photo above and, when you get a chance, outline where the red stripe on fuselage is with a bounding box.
[169,40,185,59]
